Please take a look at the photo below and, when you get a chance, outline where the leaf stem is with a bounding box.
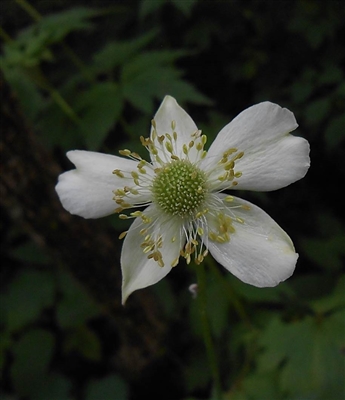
[195,262,223,400]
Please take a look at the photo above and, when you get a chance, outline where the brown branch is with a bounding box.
[0,75,166,378]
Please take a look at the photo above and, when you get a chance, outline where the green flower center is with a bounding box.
[152,160,207,218]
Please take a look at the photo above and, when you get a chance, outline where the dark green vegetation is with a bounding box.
[1,1,344,399]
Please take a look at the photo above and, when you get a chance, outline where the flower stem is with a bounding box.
[195,262,222,400]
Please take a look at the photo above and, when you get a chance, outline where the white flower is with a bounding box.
[56,96,310,304]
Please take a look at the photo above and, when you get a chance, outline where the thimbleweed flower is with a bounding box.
[56,96,310,304]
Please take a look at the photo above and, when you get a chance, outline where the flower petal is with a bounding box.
[121,205,183,304]
[206,194,298,287]
[56,150,138,218]
[202,102,310,191]
[151,96,202,164]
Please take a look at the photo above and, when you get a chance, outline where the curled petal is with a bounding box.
[202,102,310,191]
[206,194,298,287]
[56,150,138,218]
[121,205,183,304]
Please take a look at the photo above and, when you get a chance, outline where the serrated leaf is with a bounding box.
[75,82,123,149]
[92,30,158,72]
[35,7,98,43]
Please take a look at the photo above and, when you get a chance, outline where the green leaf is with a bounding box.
[12,329,55,397]
[92,30,158,72]
[301,234,345,271]
[3,270,55,332]
[2,8,98,68]
[304,97,331,126]
[310,276,345,313]
[139,0,167,18]
[121,51,210,113]
[30,373,72,400]
[86,375,128,400]
[258,314,345,397]
[75,82,123,149]
[64,326,101,361]
[172,0,198,15]
[36,7,99,43]
[1,68,44,120]
[324,114,345,151]
[228,274,293,303]
[56,271,100,329]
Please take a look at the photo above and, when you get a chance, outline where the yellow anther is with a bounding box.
[196,142,203,151]
[118,231,128,239]
[119,149,131,156]
[225,161,235,170]
[234,151,244,160]
[113,169,124,177]
[119,214,129,219]
[129,188,139,195]
[225,195,234,202]
[114,188,126,196]
[165,141,174,153]
[171,120,176,130]
[130,211,142,217]
[141,215,152,223]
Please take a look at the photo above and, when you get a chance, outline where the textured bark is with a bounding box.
[0,75,166,377]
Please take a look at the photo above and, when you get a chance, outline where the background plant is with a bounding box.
[1,1,344,399]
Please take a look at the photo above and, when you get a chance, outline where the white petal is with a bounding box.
[55,150,138,218]
[121,205,183,304]
[202,102,310,191]
[150,96,202,164]
[206,194,298,287]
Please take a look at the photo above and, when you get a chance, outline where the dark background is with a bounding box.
[1,1,344,399]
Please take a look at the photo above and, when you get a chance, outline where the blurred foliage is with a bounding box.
[1,0,344,399]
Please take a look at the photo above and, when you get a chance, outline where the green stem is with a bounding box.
[195,262,222,400]
[15,0,41,21]
[15,0,95,84]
